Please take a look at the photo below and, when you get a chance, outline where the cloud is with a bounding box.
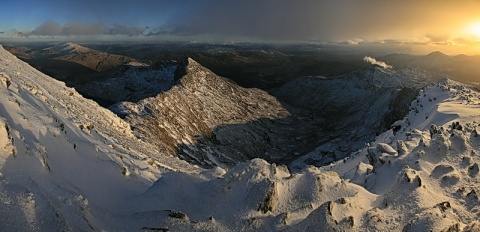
[109,24,145,36]
[29,21,144,36]
[15,29,32,37]
[363,56,393,69]
[31,21,63,35]
[338,38,366,45]
[453,37,480,46]
[425,34,449,43]
[63,22,109,35]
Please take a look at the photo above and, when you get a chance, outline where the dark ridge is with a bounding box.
[426,51,448,58]
[173,57,188,83]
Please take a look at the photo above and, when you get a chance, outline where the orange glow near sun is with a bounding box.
[465,21,480,38]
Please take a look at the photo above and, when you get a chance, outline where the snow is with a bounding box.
[1,43,480,231]
[319,79,480,230]
[284,66,443,170]
[0,44,198,230]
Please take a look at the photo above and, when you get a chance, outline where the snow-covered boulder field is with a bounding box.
[1,44,479,231]
[318,80,480,231]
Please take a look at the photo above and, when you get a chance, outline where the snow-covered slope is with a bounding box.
[314,79,480,231]
[274,67,443,168]
[0,45,197,230]
[115,76,480,230]
[1,43,480,231]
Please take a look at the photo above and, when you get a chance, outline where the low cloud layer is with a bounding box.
[28,21,145,36]
[363,56,393,69]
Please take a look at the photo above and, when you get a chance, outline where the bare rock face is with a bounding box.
[256,179,277,213]
[118,58,325,167]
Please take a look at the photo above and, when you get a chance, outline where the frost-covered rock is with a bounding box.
[321,79,480,231]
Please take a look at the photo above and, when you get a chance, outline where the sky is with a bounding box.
[2,0,480,53]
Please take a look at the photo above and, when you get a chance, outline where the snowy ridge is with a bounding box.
[0,45,197,230]
[319,79,480,230]
[0,45,193,176]
[1,42,480,230]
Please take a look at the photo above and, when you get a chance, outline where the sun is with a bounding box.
[465,21,480,38]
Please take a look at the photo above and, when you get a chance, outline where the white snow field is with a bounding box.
[0,44,480,231]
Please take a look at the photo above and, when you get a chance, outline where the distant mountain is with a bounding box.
[39,42,91,54]
[425,50,450,59]
[31,42,136,72]
[382,51,480,88]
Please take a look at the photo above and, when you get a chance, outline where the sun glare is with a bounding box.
[465,21,480,38]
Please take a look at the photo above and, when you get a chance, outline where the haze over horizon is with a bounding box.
[2,0,480,54]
